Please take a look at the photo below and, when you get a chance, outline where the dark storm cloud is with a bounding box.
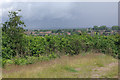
[2,2,118,29]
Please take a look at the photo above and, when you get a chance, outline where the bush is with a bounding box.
[14,58,27,65]
[2,34,119,67]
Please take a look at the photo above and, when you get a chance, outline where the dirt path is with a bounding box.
[91,62,118,78]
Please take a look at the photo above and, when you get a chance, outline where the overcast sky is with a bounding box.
[2,2,118,29]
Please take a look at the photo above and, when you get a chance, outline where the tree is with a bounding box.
[112,26,119,30]
[2,10,26,58]
[56,29,62,33]
[0,27,1,57]
[73,29,76,32]
[99,26,107,30]
[93,26,98,30]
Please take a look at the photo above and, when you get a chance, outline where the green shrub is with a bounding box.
[48,52,57,59]
[2,34,119,67]
[14,58,27,65]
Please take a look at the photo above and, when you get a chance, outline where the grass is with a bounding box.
[2,53,118,78]
[63,66,78,72]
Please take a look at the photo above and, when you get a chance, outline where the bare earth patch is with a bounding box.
[75,68,81,71]
[91,62,118,78]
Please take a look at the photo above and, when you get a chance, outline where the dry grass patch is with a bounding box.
[2,53,118,78]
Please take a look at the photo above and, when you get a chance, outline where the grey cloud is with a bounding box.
[2,2,118,29]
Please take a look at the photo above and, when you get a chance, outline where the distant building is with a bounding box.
[100,31,104,35]
[77,30,81,33]
[32,32,35,34]
[39,31,52,34]
[67,32,71,35]
[24,31,32,35]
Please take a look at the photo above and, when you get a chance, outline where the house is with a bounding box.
[67,32,71,35]
[77,30,81,33]
[100,31,104,35]
[32,32,35,34]
[24,31,32,35]
[39,31,52,34]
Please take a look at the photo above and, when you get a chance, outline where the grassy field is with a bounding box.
[2,53,118,78]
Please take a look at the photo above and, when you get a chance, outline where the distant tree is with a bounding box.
[88,30,91,33]
[25,29,28,31]
[105,28,111,32]
[56,29,62,33]
[103,32,106,35]
[93,26,99,30]
[73,29,76,32]
[99,26,107,30]
[112,26,119,30]
[51,30,54,33]
[34,30,38,32]
[88,28,92,31]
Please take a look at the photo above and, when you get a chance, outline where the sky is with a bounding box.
[1,1,119,29]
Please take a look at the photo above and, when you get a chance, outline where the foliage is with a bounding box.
[112,26,120,30]
[3,34,119,58]
[2,10,26,59]
[2,32,120,66]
